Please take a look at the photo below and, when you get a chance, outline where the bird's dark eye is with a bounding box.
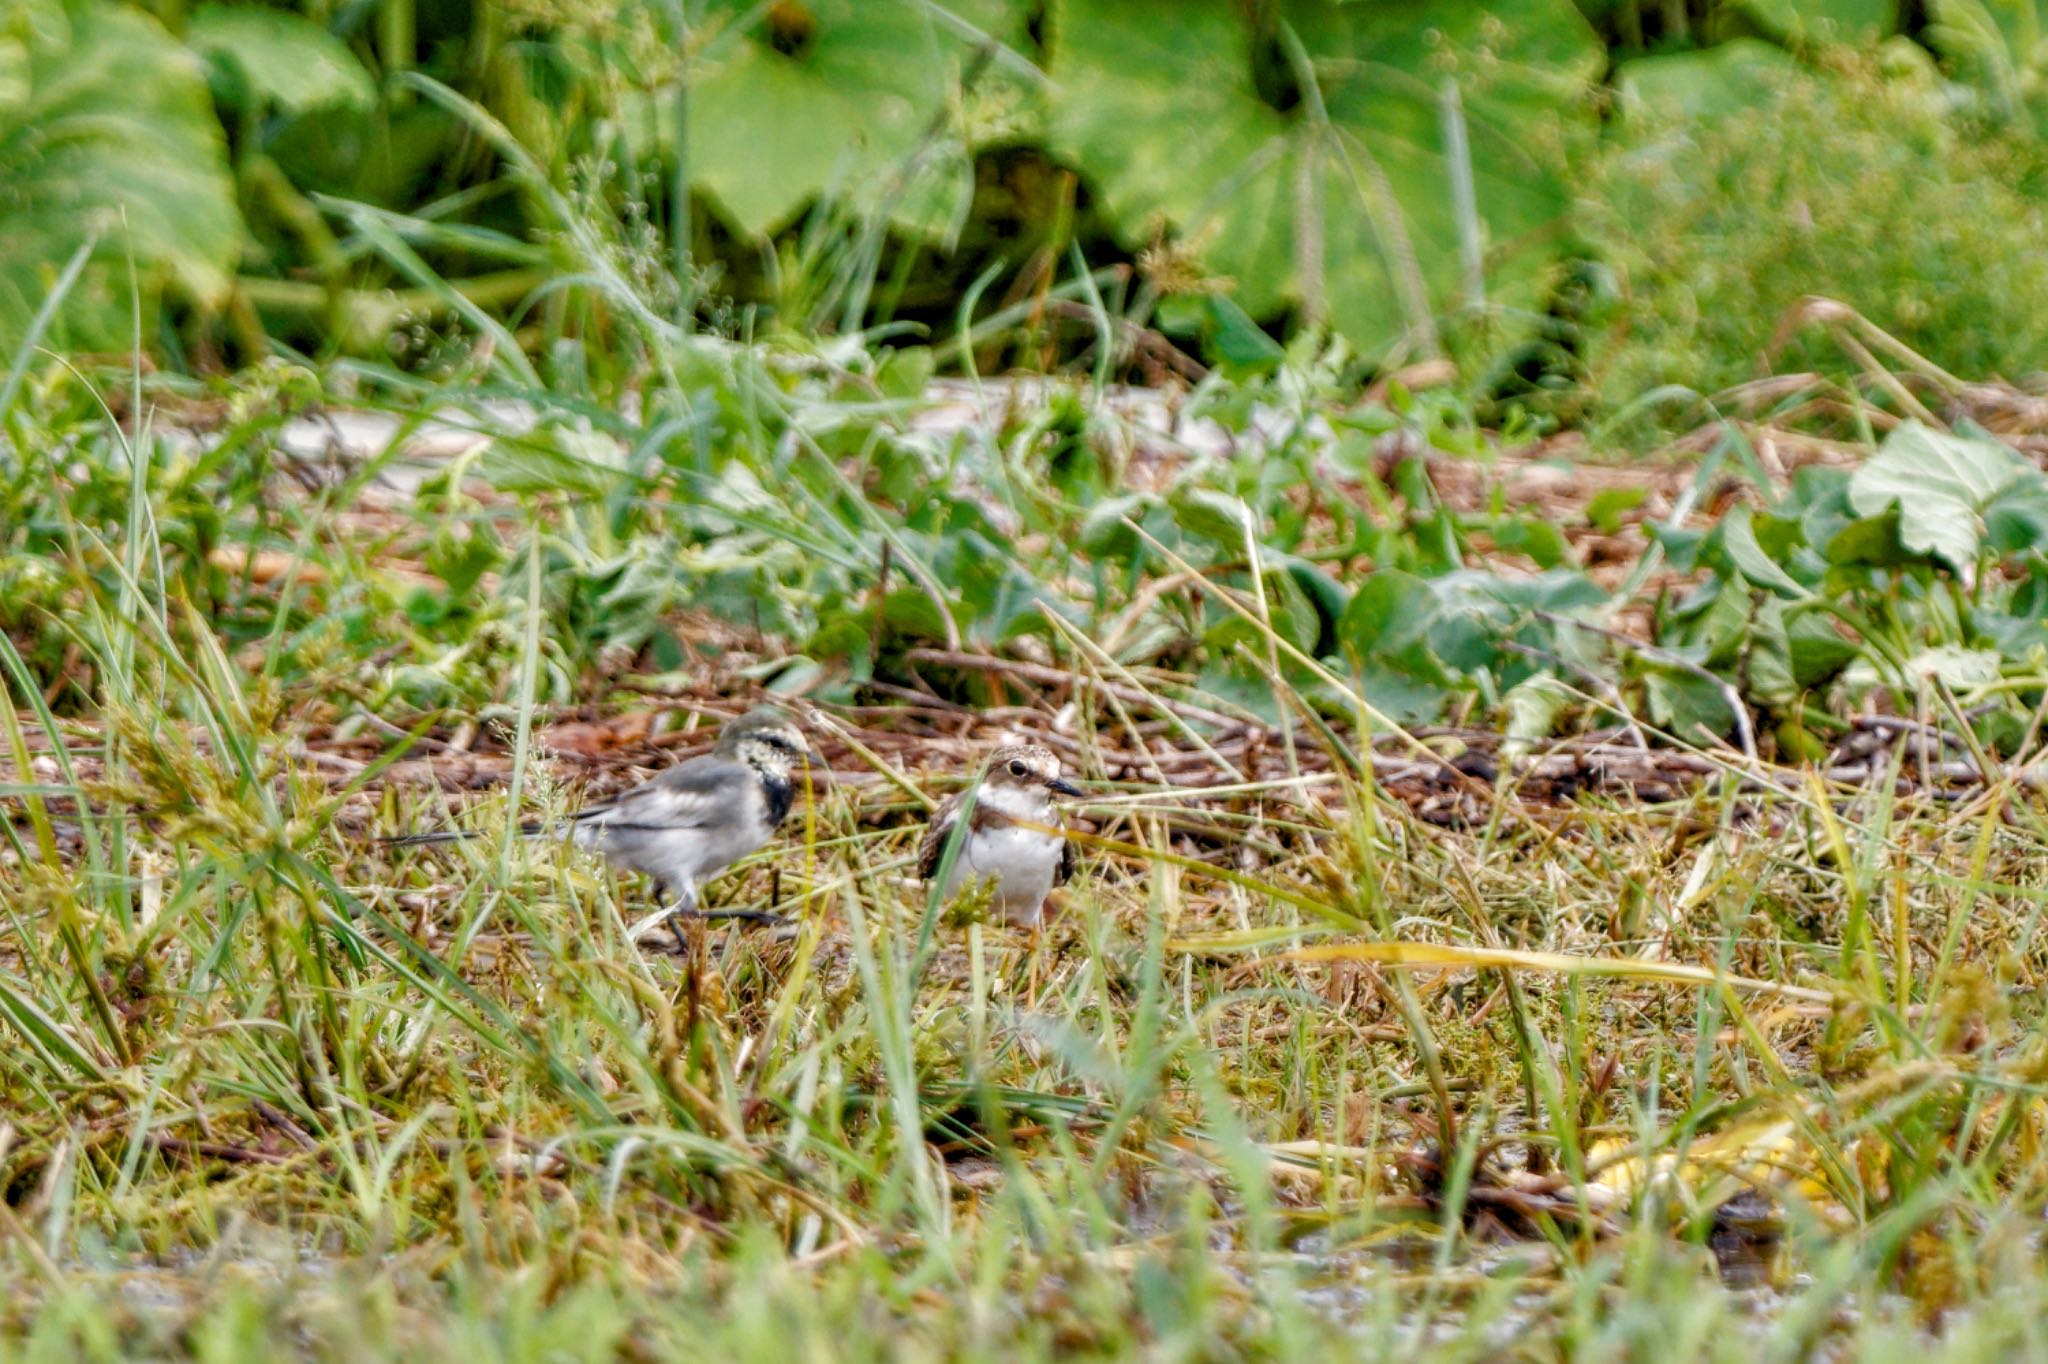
[1008,760,1027,777]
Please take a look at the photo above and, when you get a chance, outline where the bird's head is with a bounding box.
[719,705,810,775]
[982,742,1082,800]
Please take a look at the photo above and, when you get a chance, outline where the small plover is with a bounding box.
[917,742,1082,926]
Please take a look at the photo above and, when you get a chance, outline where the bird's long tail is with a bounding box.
[381,821,548,846]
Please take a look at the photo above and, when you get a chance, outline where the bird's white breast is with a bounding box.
[942,784,1064,925]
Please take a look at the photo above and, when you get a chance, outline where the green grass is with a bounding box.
[9,97,2048,1350]
[1582,55,2048,437]
[8,318,2048,1364]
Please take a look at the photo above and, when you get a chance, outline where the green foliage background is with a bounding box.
[11,13,2048,1353]
[9,0,2048,396]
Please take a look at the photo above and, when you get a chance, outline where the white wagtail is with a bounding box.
[391,705,809,927]
[917,742,1083,926]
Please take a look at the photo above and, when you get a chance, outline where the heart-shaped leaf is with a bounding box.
[1848,421,2038,572]
[1616,39,1803,122]
[1048,0,1600,357]
[686,0,1026,240]
[1738,0,1896,44]
[186,5,374,114]
[1710,504,1811,599]
[0,2,241,348]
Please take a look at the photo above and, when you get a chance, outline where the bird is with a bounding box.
[917,742,1083,926]
[388,705,809,927]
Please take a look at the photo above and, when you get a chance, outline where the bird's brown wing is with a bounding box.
[917,792,965,882]
[1055,821,1076,886]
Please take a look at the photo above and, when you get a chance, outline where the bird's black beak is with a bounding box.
[1047,777,1084,797]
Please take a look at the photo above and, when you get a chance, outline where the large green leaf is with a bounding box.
[1339,569,1461,720]
[186,4,375,115]
[1615,40,1803,121]
[1642,665,1738,742]
[1048,0,1601,356]
[0,1,240,349]
[1847,421,2038,573]
[1738,0,1897,43]
[685,0,1026,240]
[1709,504,1811,600]
[1338,565,1605,720]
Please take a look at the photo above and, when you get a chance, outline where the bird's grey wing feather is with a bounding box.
[571,755,771,901]
[574,756,751,832]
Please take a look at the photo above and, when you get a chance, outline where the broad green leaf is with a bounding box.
[1484,514,1573,569]
[1746,602,1799,709]
[1078,493,1152,558]
[880,586,954,642]
[1750,508,1811,571]
[0,3,240,349]
[1847,421,2038,572]
[1645,519,1708,571]
[934,526,1065,645]
[1168,485,1252,550]
[1201,294,1286,372]
[1347,667,1458,725]
[1980,567,2048,659]
[1683,574,1755,669]
[186,5,375,114]
[1048,0,1601,357]
[1787,462,1856,544]
[1787,612,1861,687]
[1340,569,1452,674]
[1197,655,1291,723]
[1471,569,1609,614]
[1615,40,1801,122]
[1905,644,2003,688]
[1823,508,1915,568]
[1845,642,2003,696]
[1503,673,1573,760]
[1282,554,1351,654]
[1157,292,1285,374]
[1339,566,1601,718]
[1748,600,1860,706]
[685,0,1026,239]
[1713,505,1811,599]
[1587,486,1647,534]
[1985,475,2048,555]
[1737,0,1897,44]
[1643,666,1737,743]
[1268,565,1322,656]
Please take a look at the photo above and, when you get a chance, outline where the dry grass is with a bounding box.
[8,348,2048,1361]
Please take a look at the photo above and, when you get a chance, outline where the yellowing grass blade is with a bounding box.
[1263,940,1845,1006]
[1167,926,1330,954]
[1585,1120,1800,1205]
[1582,1118,1854,1231]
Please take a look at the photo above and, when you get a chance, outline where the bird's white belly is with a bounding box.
[572,803,766,906]
[945,824,1061,924]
